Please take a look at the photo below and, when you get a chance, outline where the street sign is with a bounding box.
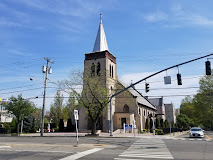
[74,109,79,120]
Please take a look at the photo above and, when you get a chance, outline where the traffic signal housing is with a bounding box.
[177,73,182,85]
[145,83,149,93]
[205,60,211,75]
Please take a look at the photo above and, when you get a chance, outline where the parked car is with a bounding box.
[189,127,204,138]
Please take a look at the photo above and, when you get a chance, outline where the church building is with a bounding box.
[79,14,156,132]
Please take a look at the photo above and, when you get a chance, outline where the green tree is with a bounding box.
[176,114,195,129]
[23,115,35,133]
[4,94,35,135]
[31,108,42,131]
[193,75,213,129]
[50,91,64,125]
[62,93,77,122]
[180,96,196,120]
[60,69,112,135]
[145,118,150,131]
[156,118,160,129]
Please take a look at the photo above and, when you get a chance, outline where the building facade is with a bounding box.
[79,15,156,132]
[148,97,166,121]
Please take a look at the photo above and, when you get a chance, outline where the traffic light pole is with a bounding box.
[110,53,213,136]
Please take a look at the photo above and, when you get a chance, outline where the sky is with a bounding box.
[1,0,213,111]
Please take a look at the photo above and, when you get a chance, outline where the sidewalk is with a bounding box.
[16,130,187,138]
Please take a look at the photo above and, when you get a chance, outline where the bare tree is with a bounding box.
[60,69,112,135]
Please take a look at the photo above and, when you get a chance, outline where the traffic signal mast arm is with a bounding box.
[112,53,213,98]
[109,53,213,136]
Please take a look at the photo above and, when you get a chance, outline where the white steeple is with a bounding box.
[93,14,109,52]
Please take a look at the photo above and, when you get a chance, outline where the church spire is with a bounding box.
[93,13,109,52]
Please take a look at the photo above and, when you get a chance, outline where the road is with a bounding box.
[0,131,212,160]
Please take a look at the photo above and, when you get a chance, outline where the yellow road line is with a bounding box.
[205,135,212,140]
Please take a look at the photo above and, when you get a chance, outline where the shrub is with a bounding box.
[142,129,147,133]
[155,129,164,135]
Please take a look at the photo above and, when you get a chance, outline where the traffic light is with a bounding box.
[148,114,152,118]
[205,60,211,75]
[177,73,182,85]
[145,83,149,93]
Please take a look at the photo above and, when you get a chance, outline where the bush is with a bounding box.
[142,129,147,133]
[155,129,164,135]
[59,119,64,132]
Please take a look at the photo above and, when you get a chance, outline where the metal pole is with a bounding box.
[152,118,155,136]
[170,123,171,136]
[110,97,113,136]
[41,59,49,136]
[75,120,78,145]
[109,53,213,136]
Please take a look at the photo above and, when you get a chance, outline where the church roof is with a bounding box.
[118,81,157,110]
[93,14,109,52]
[148,98,163,107]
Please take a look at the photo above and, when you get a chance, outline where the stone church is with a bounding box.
[79,15,156,132]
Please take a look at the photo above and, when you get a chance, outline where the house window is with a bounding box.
[123,104,129,113]
[112,65,114,78]
[97,62,100,76]
[91,63,95,76]
[110,65,112,77]
[144,110,146,116]
[139,108,141,115]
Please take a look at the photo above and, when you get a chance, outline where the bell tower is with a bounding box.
[79,14,117,131]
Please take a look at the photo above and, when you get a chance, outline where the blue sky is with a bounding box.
[1,0,213,110]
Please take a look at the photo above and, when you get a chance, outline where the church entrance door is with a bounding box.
[121,118,126,128]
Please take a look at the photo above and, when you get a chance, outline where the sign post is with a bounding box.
[151,117,156,136]
[74,109,79,146]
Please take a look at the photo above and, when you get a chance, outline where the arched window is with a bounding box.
[112,65,114,78]
[139,108,141,115]
[109,65,112,77]
[144,110,146,116]
[91,63,95,76]
[123,104,129,113]
[97,62,100,76]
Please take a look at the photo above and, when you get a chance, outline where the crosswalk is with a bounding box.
[115,138,174,160]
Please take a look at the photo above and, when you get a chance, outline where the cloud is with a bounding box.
[143,11,168,23]
[141,3,213,28]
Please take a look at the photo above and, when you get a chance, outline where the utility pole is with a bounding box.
[41,57,53,136]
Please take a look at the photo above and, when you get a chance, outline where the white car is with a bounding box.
[189,127,204,138]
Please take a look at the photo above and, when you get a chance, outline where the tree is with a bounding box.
[23,115,35,133]
[145,118,150,131]
[60,69,112,135]
[160,118,164,128]
[4,94,35,135]
[59,119,64,132]
[176,114,195,129]
[193,75,213,129]
[50,91,64,125]
[62,93,77,122]
[31,108,42,131]
[156,118,160,129]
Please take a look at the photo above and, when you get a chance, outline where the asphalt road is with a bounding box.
[0,132,212,160]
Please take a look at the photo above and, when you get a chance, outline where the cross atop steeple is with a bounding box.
[93,14,109,52]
